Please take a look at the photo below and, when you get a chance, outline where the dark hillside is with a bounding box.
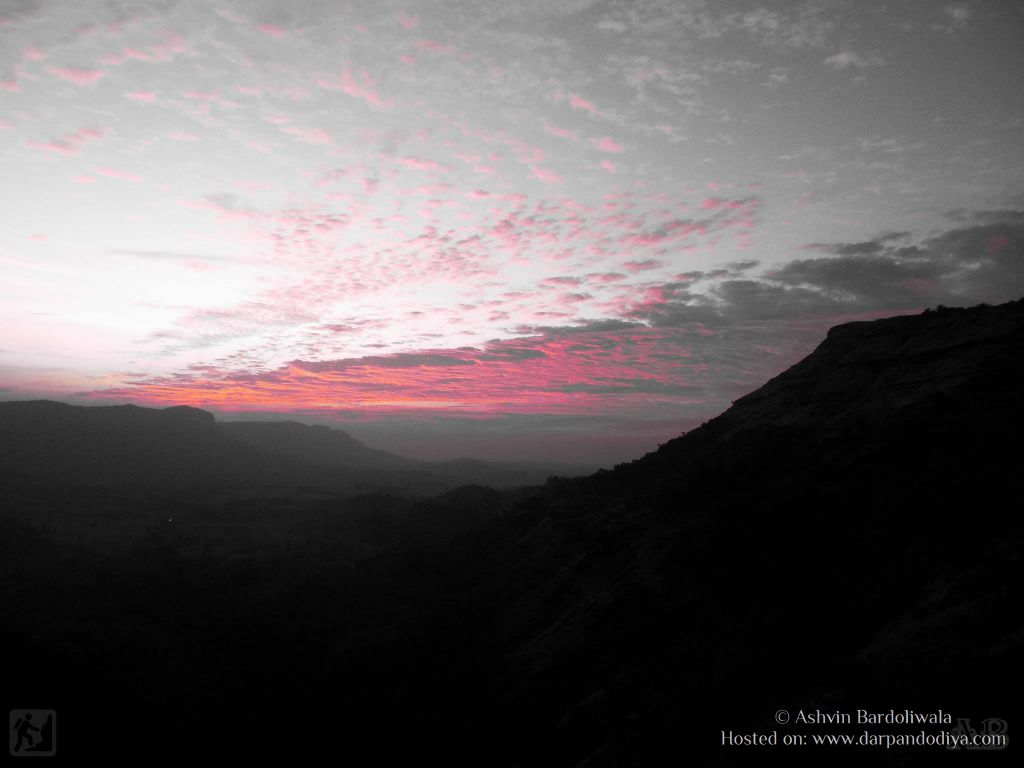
[219,419,416,469]
[467,300,1023,764]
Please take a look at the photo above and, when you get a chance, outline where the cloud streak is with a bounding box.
[81,213,1024,434]
[27,127,103,156]
[48,66,105,85]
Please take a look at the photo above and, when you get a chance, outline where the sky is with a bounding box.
[2,0,1023,465]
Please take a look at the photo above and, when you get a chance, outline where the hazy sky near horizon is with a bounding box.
[2,0,1023,463]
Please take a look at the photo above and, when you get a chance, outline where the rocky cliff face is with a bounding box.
[715,300,1024,434]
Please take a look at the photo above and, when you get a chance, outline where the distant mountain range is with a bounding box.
[2,299,1021,765]
[0,400,592,495]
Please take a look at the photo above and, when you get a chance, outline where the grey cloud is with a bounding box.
[297,352,476,371]
[827,240,882,256]
[962,209,1024,225]
[777,216,1024,309]
[0,0,40,18]
[512,318,643,336]
[824,50,885,69]
[207,193,241,210]
[808,230,910,257]
[936,4,972,32]
[723,259,760,272]
[711,280,838,320]
[768,255,942,307]
[922,222,1024,304]
[677,270,706,281]
[477,346,547,361]
[444,0,602,22]
[642,298,722,328]
[636,212,1024,326]
[729,6,836,50]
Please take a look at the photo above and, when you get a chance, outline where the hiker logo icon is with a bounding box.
[10,711,56,757]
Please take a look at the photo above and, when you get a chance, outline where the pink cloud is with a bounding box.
[601,160,617,173]
[27,127,103,156]
[149,31,189,62]
[398,12,420,29]
[394,156,446,172]
[92,189,766,401]
[531,166,563,184]
[595,136,624,153]
[317,66,389,108]
[97,167,143,182]
[414,39,455,54]
[283,126,333,144]
[73,175,97,184]
[624,259,664,273]
[87,326,709,418]
[542,276,583,288]
[49,66,105,86]
[588,272,627,284]
[125,91,157,102]
[701,196,746,210]
[101,47,153,66]
[259,23,287,38]
[556,292,591,307]
[545,125,578,139]
[28,140,76,156]
[23,47,46,61]
[0,78,20,92]
[569,94,600,115]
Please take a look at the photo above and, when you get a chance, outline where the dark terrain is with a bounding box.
[2,300,1022,765]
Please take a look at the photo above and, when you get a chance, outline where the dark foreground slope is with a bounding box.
[2,301,1022,766]
[473,300,1024,764]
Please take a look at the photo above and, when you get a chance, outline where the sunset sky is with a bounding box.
[2,0,1023,464]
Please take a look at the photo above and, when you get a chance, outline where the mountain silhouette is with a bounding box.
[0,399,369,494]
[0,401,583,494]
[219,419,583,486]
[219,419,417,469]
[1,300,1020,765]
